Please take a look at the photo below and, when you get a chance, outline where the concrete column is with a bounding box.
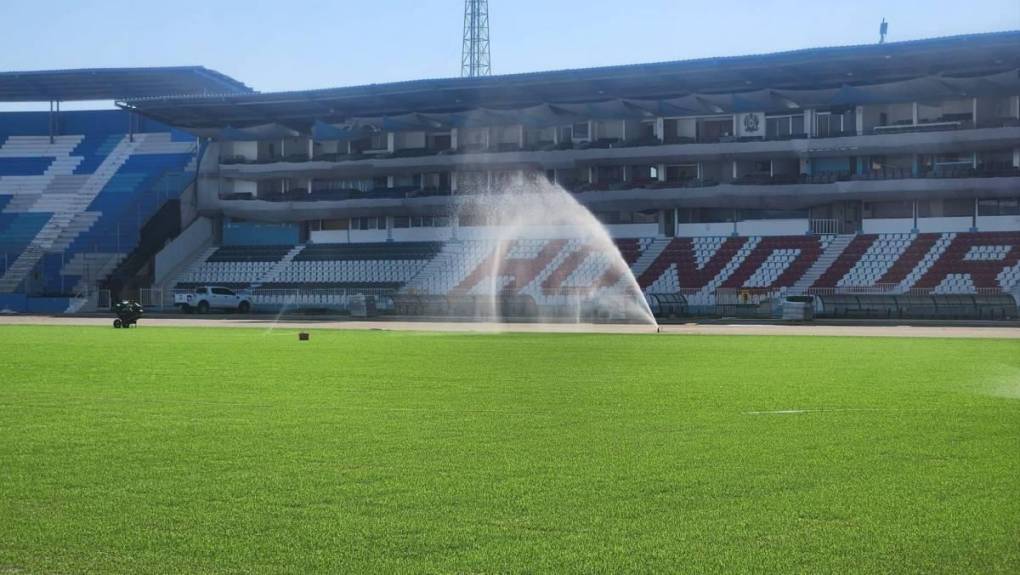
[732,160,738,180]
[696,162,703,180]
[657,163,666,182]
[451,128,459,150]
[386,176,395,188]
[386,216,394,241]
[306,178,313,194]
[971,197,978,232]
[518,125,525,148]
[280,139,286,159]
[855,106,864,135]
[588,166,595,184]
[912,200,919,233]
[805,109,813,138]
[1013,148,1019,169]
[307,139,314,160]
[387,133,395,153]
[655,117,664,141]
[1013,95,1020,119]
[972,97,979,126]
[912,102,919,125]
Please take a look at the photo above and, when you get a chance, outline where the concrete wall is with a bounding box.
[736,219,809,236]
[349,230,389,243]
[676,222,735,237]
[223,219,300,246]
[978,215,1020,231]
[224,179,257,197]
[596,120,624,140]
[918,98,971,122]
[154,216,215,285]
[862,218,914,234]
[605,223,659,237]
[392,227,454,242]
[677,118,697,140]
[917,216,972,233]
[221,141,258,161]
[395,131,426,150]
[309,230,349,243]
[0,295,71,314]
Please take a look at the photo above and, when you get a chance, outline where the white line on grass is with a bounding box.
[743,407,914,415]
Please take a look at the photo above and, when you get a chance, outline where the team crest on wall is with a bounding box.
[738,112,765,137]
[742,113,760,133]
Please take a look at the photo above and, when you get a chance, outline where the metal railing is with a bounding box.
[805,284,901,296]
[168,287,396,311]
[139,288,165,309]
[809,219,841,235]
[96,289,111,310]
[805,285,1009,297]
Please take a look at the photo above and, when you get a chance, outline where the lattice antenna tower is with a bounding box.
[461,0,491,77]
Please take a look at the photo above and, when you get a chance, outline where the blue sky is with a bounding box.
[1,0,1018,101]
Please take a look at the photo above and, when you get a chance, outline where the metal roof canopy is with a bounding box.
[0,66,253,102]
[122,31,1020,130]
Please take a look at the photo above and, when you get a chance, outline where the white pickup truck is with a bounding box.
[174,286,252,314]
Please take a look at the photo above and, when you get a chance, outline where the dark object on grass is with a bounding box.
[113,300,143,329]
[298,332,310,341]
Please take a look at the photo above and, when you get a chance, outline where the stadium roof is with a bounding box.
[0,66,253,102]
[123,30,1020,130]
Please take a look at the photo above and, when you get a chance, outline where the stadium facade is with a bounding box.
[1,32,1019,316]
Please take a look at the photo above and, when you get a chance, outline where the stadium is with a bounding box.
[0,31,1016,319]
[1,5,1019,572]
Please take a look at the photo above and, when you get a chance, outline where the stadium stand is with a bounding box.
[0,111,197,309]
[3,35,1018,318]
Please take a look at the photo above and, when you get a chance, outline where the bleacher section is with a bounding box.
[165,232,1020,311]
[174,242,443,291]
[0,110,198,299]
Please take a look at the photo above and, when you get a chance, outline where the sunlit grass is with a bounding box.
[1,325,1018,573]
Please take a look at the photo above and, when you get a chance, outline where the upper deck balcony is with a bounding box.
[215,121,1020,182]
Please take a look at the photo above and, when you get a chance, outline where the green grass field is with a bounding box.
[1,325,1018,574]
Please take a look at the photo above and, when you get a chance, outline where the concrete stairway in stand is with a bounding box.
[788,234,854,294]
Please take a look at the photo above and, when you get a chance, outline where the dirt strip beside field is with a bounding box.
[2,315,1020,339]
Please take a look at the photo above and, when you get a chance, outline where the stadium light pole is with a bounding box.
[461,0,491,77]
